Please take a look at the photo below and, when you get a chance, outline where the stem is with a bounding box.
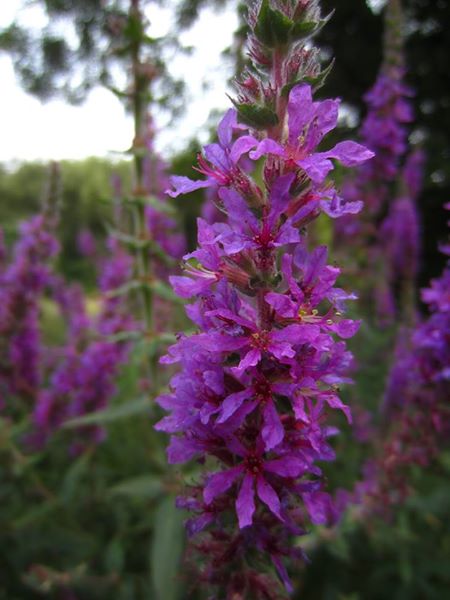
[129,0,157,386]
[270,48,288,140]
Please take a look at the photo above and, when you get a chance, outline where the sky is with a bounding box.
[0,1,238,164]
[0,1,383,164]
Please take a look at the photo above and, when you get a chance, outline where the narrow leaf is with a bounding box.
[63,396,151,428]
[109,475,163,500]
[150,497,184,600]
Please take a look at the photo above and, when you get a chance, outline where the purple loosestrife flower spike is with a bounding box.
[0,214,59,409]
[336,0,424,328]
[342,244,450,518]
[338,0,413,227]
[32,236,135,452]
[157,1,372,596]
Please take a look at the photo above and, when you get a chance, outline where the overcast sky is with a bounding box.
[0,1,383,164]
[0,1,238,163]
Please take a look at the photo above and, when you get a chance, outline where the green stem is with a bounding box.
[129,0,157,387]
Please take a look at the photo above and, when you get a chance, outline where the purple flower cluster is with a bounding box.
[142,115,186,265]
[381,149,424,321]
[336,0,424,328]
[342,255,449,516]
[0,215,59,409]
[169,88,371,221]
[32,238,134,452]
[359,71,413,189]
[344,0,414,219]
[157,1,373,592]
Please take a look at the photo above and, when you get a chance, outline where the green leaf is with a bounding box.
[137,195,175,216]
[106,85,131,100]
[290,20,317,40]
[149,280,184,304]
[13,499,59,529]
[109,475,163,500]
[254,0,293,47]
[106,279,146,298]
[62,396,151,428]
[61,451,91,502]
[148,240,177,267]
[106,330,143,343]
[105,538,125,573]
[303,59,335,91]
[232,100,279,130]
[291,12,334,41]
[281,60,334,97]
[107,227,150,249]
[150,497,185,600]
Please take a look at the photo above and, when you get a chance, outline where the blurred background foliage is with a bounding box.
[0,1,449,599]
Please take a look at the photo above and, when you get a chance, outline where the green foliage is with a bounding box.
[1,3,449,598]
[254,0,294,48]
[0,158,132,283]
[254,0,331,48]
[296,463,450,599]
[232,100,279,129]
[150,498,185,600]
[0,345,184,599]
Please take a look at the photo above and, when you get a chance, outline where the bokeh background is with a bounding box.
[0,1,448,599]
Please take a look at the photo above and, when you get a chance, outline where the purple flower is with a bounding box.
[249,84,373,184]
[204,436,306,528]
[167,109,257,197]
[0,215,59,406]
[157,2,369,592]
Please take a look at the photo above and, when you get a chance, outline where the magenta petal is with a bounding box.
[237,348,261,371]
[303,245,328,285]
[324,393,352,423]
[297,155,334,184]
[275,221,301,246]
[217,389,252,423]
[268,172,295,225]
[262,402,284,450]
[265,455,305,477]
[303,491,337,525]
[256,476,283,521]
[217,108,237,147]
[218,188,258,228]
[167,175,211,197]
[236,473,256,528]
[196,332,247,352]
[288,84,314,144]
[265,292,297,318]
[313,98,339,141]
[206,307,255,330]
[320,194,363,218]
[273,323,320,344]
[330,319,361,339]
[203,370,224,395]
[230,135,259,163]
[326,141,375,166]
[186,513,214,538]
[167,437,199,464]
[169,275,212,298]
[292,394,309,422]
[268,339,296,360]
[204,466,242,504]
[204,143,229,171]
[271,554,294,594]
[249,138,285,161]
